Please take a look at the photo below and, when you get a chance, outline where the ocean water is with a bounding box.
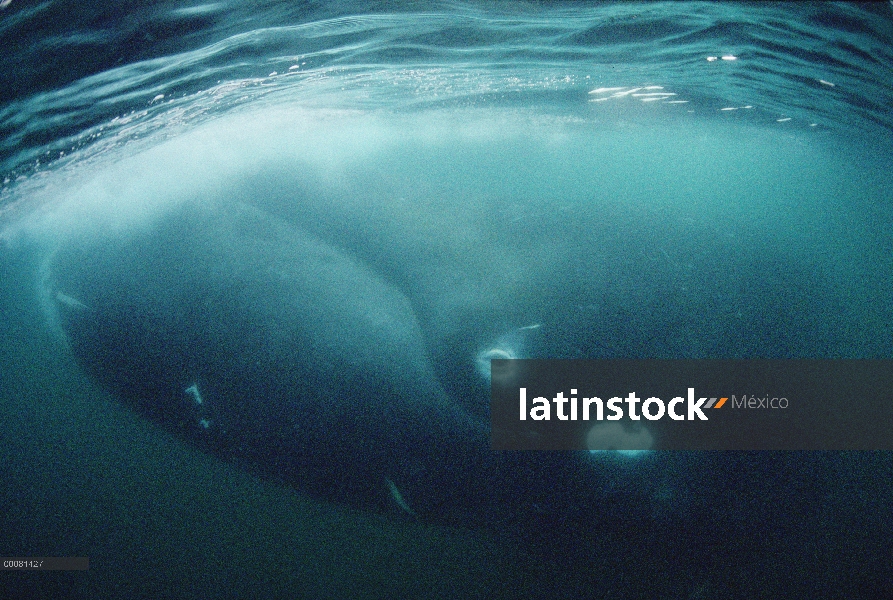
[1,1,892,598]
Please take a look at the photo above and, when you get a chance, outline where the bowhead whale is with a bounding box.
[47,198,655,529]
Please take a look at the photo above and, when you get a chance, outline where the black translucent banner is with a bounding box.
[1,557,89,570]
[490,360,893,450]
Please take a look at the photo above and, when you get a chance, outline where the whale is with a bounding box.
[39,177,863,532]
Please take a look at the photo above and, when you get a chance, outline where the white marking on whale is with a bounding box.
[185,383,203,406]
[385,478,415,516]
[55,291,90,311]
[586,422,654,452]
[475,324,542,384]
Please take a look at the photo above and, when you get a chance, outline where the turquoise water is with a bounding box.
[1,2,892,598]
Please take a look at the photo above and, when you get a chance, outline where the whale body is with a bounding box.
[40,180,860,532]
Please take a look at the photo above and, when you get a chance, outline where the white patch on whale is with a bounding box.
[55,291,90,311]
[385,478,416,516]
[586,422,654,452]
[475,323,541,384]
[185,383,203,406]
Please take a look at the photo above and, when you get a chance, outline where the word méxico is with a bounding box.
[518,388,714,421]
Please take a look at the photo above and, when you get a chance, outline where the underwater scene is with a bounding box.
[1,1,892,598]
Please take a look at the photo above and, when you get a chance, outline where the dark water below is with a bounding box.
[1,2,892,598]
